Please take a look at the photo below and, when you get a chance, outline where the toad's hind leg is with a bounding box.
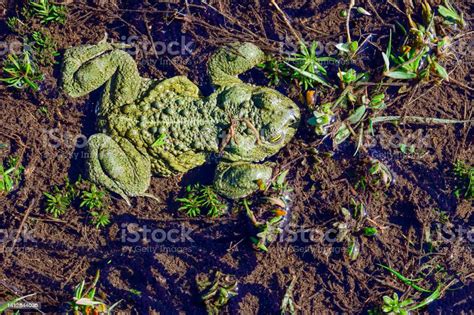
[62,44,141,107]
[86,134,156,205]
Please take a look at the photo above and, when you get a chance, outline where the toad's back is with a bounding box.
[97,77,222,176]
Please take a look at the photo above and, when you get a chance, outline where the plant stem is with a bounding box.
[270,0,303,45]
[346,0,355,43]
[372,116,473,125]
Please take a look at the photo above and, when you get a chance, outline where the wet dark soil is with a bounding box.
[0,0,472,314]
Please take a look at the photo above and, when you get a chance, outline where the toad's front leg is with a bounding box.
[213,161,273,199]
[207,42,267,87]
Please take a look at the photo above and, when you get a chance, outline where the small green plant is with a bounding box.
[280,276,297,315]
[363,226,377,236]
[258,57,290,86]
[70,271,121,314]
[80,184,105,210]
[177,184,202,217]
[176,184,227,217]
[271,169,293,194]
[25,0,67,24]
[6,17,27,34]
[43,177,78,218]
[284,41,334,89]
[331,198,379,261]
[0,51,44,90]
[0,156,24,195]
[381,293,413,315]
[243,199,284,252]
[29,31,59,66]
[196,270,238,314]
[308,102,335,136]
[438,0,465,28]
[381,0,462,83]
[90,210,111,229]
[199,185,227,217]
[453,160,473,199]
[44,186,73,218]
[44,179,111,227]
[368,159,393,189]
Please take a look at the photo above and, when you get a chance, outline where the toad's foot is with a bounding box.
[86,134,154,205]
[213,161,273,199]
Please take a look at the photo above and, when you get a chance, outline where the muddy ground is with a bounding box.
[0,0,472,314]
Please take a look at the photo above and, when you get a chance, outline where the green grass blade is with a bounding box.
[0,294,36,312]
[408,284,442,311]
[378,264,432,293]
[284,62,332,87]
[385,70,417,79]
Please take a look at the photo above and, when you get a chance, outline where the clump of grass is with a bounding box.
[90,211,111,229]
[6,17,28,34]
[243,198,284,252]
[176,184,227,218]
[43,178,78,218]
[258,41,334,90]
[24,0,67,24]
[280,276,297,315]
[0,51,44,90]
[285,41,334,89]
[0,156,24,195]
[43,178,111,228]
[377,262,454,313]
[29,31,59,66]
[453,160,473,199]
[381,292,413,315]
[80,184,105,210]
[438,0,465,28]
[79,182,111,228]
[70,271,121,314]
[196,270,238,314]
[382,1,464,83]
[44,186,72,218]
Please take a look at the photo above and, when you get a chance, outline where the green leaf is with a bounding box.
[385,70,417,79]
[382,52,390,71]
[347,105,366,124]
[433,61,448,79]
[284,62,332,87]
[378,264,432,293]
[0,294,36,312]
[334,124,351,144]
[151,134,167,148]
[356,7,372,16]
[408,284,442,311]
[307,117,317,126]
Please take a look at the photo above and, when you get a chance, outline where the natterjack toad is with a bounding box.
[61,42,300,203]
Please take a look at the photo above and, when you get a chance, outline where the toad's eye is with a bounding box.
[269,133,282,143]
